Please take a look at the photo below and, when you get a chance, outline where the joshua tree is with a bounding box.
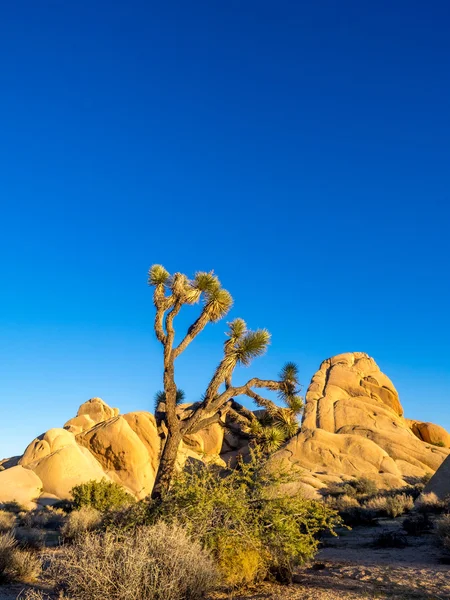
[148,264,301,499]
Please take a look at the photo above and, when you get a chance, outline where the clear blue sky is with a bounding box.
[1,1,449,459]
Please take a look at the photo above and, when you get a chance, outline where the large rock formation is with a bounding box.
[0,398,225,506]
[1,354,448,506]
[272,352,449,493]
[424,454,450,500]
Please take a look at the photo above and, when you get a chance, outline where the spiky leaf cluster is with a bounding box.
[148,264,170,286]
[154,389,185,411]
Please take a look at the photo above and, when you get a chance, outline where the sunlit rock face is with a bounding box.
[271,352,450,494]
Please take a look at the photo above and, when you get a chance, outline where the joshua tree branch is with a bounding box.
[173,309,210,359]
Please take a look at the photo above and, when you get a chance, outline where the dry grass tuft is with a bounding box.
[416,492,446,514]
[0,510,16,532]
[385,493,414,518]
[49,522,218,600]
[0,532,41,583]
[61,507,102,540]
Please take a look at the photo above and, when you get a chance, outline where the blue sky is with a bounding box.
[1,1,449,459]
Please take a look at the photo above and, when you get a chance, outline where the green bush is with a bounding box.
[146,452,342,585]
[71,479,136,512]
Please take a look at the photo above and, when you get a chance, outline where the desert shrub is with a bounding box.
[71,479,136,512]
[363,495,388,515]
[148,453,342,585]
[61,507,102,540]
[373,531,408,548]
[0,510,16,533]
[0,533,41,583]
[385,494,414,518]
[21,507,65,530]
[326,482,357,498]
[416,492,446,514]
[327,494,360,512]
[49,523,218,600]
[13,528,45,550]
[436,514,450,550]
[402,513,433,536]
[352,477,378,497]
[339,507,378,527]
[0,501,27,514]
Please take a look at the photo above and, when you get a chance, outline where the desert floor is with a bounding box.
[1,515,448,600]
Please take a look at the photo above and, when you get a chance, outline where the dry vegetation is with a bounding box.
[0,473,449,600]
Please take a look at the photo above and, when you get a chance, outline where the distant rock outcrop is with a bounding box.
[272,352,449,495]
[424,454,450,500]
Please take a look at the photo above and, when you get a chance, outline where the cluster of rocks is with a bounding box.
[0,352,449,507]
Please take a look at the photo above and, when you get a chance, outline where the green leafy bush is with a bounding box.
[49,523,218,600]
[147,452,342,585]
[71,479,135,512]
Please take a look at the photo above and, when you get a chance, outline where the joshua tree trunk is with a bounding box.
[152,429,182,500]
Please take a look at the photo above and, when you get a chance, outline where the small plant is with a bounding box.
[340,507,378,527]
[416,492,446,514]
[13,527,45,550]
[352,477,378,497]
[373,531,408,548]
[49,523,218,600]
[61,507,102,540]
[0,510,16,532]
[385,494,414,518]
[0,533,41,583]
[363,495,388,515]
[71,479,136,512]
[0,501,27,514]
[402,513,433,536]
[21,506,65,530]
[436,514,450,550]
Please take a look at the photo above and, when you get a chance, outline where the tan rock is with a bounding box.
[20,428,78,466]
[0,466,43,508]
[64,398,119,434]
[424,454,450,500]
[273,352,449,490]
[77,414,159,499]
[30,444,108,499]
[406,419,450,448]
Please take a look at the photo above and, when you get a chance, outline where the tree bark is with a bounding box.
[151,429,182,500]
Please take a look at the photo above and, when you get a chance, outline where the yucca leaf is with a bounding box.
[226,318,247,341]
[235,329,270,366]
[279,362,299,384]
[285,394,304,414]
[153,388,185,411]
[205,288,233,322]
[194,271,220,293]
[148,264,170,286]
[260,425,286,453]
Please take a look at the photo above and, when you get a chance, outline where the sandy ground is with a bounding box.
[1,517,449,600]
